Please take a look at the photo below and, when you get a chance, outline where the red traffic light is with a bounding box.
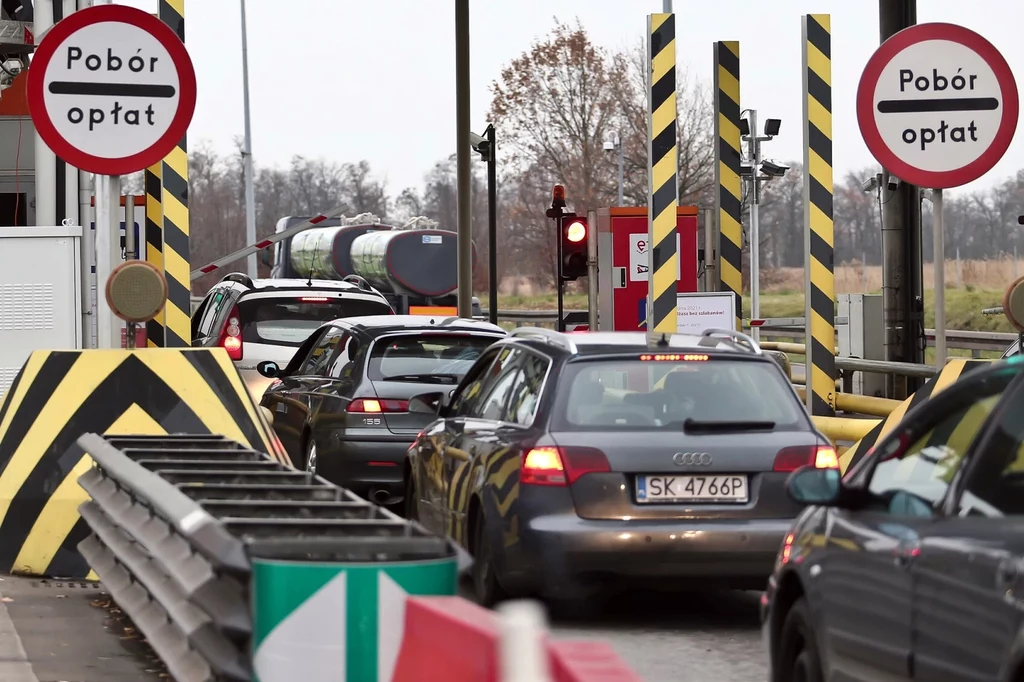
[565,219,586,243]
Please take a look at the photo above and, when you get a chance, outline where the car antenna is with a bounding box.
[656,333,669,348]
[306,235,319,288]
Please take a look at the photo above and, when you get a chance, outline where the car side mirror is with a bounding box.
[256,361,280,378]
[786,466,842,506]
[409,391,445,415]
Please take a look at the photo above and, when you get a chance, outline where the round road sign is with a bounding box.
[26,4,196,176]
[1003,276,1024,333]
[856,23,1018,189]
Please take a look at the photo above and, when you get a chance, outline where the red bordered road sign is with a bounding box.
[856,22,1018,189]
[26,4,196,175]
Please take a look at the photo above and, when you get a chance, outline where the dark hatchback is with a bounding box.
[763,357,1024,682]
[406,328,837,606]
[257,315,506,506]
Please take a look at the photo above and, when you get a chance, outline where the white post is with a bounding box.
[616,133,624,207]
[33,0,56,227]
[862,251,867,291]
[94,175,121,349]
[933,188,946,368]
[497,601,552,682]
[748,110,761,341]
[240,0,258,277]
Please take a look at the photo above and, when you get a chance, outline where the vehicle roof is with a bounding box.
[330,315,507,336]
[503,329,766,357]
[215,276,388,297]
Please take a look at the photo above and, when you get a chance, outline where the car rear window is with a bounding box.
[239,296,391,346]
[553,357,807,430]
[368,333,498,384]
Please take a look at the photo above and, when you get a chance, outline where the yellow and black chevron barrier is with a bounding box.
[0,348,288,578]
[713,40,742,331]
[801,14,835,417]
[145,161,165,347]
[159,0,191,348]
[646,12,679,336]
[839,359,991,472]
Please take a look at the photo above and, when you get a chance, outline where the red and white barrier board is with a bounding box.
[389,596,643,682]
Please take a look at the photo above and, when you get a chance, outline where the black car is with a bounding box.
[405,327,837,606]
[763,357,1024,682]
[256,315,506,505]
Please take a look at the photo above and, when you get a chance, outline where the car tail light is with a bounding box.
[301,296,329,302]
[521,446,611,486]
[347,398,409,413]
[773,444,839,472]
[639,353,708,361]
[217,306,243,361]
[781,532,795,564]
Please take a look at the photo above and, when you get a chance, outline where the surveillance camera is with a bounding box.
[469,132,486,148]
[887,176,901,191]
[1018,215,1024,226]
[861,176,877,193]
[760,160,789,178]
[603,139,615,152]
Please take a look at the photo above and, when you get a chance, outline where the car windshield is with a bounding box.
[367,333,497,383]
[239,296,391,346]
[553,357,807,431]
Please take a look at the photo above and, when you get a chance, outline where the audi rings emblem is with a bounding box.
[673,452,712,466]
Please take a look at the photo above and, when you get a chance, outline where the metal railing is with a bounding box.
[76,432,455,682]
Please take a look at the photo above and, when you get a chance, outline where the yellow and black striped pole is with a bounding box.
[646,12,678,339]
[144,162,165,347]
[713,41,742,331]
[802,14,836,416]
[159,0,191,348]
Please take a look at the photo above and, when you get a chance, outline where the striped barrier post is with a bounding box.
[144,162,165,347]
[713,41,742,331]
[159,0,191,348]
[646,12,679,339]
[801,13,836,417]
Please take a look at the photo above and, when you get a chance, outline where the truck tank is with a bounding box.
[349,228,475,298]
[288,224,380,280]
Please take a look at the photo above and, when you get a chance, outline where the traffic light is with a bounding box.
[560,214,588,281]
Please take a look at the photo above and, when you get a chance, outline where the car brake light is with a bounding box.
[217,306,243,361]
[521,446,611,486]
[639,353,708,361]
[773,445,839,472]
[347,398,409,413]
[301,296,329,302]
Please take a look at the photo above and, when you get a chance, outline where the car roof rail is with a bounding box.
[341,274,373,292]
[220,272,254,288]
[697,328,762,354]
[509,327,577,353]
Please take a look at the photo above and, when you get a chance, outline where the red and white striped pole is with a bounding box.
[189,205,347,281]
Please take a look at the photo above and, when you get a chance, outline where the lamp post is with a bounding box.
[472,125,498,324]
[604,133,624,206]
[740,110,785,341]
[240,0,257,277]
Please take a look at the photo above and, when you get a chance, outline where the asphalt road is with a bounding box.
[548,589,767,682]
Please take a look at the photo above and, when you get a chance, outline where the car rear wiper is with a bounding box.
[683,418,776,433]
[382,373,461,384]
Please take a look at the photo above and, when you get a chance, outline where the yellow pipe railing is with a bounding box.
[812,415,880,443]
[795,386,901,417]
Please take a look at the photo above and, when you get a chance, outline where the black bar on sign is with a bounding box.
[48,82,176,97]
[877,97,998,113]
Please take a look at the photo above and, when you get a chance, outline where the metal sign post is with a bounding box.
[26,4,197,348]
[857,22,1018,372]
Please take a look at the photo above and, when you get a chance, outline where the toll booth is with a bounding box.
[595,206,699,331]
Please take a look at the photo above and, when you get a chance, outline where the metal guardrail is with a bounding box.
[76,432,453,682]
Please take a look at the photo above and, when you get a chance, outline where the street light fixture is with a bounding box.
[603,132,624,206]
[471,124,498,324]
[741,109,786,341]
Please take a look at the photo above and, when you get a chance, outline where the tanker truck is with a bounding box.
[264,213,481,316]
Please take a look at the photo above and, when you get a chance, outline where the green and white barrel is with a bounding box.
[251,556,457,682]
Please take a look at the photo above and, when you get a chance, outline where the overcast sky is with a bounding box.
[117,0,1024,198]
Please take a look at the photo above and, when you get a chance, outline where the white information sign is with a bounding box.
[674,291,736,336]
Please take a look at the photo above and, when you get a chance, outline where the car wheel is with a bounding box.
[471,509,507,607]
[305,438,318,475]
[778,597,824,682]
